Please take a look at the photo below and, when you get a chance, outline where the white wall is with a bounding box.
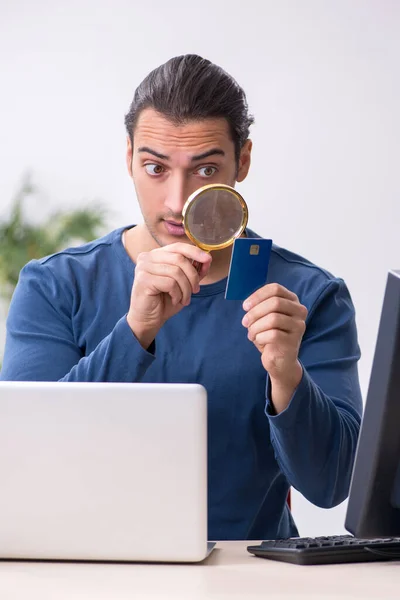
[1,0,399,536]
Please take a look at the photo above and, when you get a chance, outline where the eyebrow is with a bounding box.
[138,147,169,160]
[191,148,225,161]
[138,147,225,162]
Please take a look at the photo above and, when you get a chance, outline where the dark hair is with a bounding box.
[124,54,254,163]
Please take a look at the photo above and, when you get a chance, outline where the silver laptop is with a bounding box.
[0,381,211,562]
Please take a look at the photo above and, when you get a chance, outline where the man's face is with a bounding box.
[126,108,252,247]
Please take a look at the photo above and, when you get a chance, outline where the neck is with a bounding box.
[123,224,233,285]
[201,246,233,284]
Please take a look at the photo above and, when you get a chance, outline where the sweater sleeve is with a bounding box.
[265,278,363,508]
[0,260,155,382]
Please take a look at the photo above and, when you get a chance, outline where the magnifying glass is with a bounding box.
[182,184,248,259]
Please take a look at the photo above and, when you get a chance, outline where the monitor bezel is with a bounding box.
[345,270,400,537]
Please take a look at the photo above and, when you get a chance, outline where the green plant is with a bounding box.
[0,174,108,302]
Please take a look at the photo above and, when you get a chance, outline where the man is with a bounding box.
[1,54,363,541]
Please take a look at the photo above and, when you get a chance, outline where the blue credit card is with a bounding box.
[225,238,272,301]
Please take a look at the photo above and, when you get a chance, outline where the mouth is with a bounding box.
[163,220,186,237]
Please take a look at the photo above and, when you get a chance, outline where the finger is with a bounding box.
[175,248,212,282]
[144,261,194,305]
[253,325,305,348]
[137,271,184,306]
[253,328,292,348]
[243,283,298,311]
[190,258,212,281]
[160,252,204,296]
[197,257,212,281]
[243,297,308,328]
[151,248,212,290]
[246,313,293,342]
[158,243,212,267]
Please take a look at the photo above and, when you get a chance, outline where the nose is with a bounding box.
[164,174,188,217]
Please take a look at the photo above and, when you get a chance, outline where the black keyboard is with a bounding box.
[247,535,400,565]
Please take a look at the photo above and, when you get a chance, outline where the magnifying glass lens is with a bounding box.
[183,185,248,252]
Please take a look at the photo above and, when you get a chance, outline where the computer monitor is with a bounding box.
[345,269,400,538]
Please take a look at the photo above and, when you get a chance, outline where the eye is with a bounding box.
[144,163,165,176]
[196,166,217,178]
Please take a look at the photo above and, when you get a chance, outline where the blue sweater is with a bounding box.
[1,226,363,540]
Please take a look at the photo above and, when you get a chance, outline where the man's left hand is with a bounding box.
[241,283,308,413]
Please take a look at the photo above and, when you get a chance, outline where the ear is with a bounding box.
[126,136,133,178]
[236,139,252,183]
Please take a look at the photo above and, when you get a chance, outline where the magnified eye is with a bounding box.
[145,164,165,176]
[197,166,217,178]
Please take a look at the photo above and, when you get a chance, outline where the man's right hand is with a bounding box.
[127,243,212,349]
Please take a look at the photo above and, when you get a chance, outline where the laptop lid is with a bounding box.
[0,381,208,562]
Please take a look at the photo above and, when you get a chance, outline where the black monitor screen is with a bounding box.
[345,270,400,537]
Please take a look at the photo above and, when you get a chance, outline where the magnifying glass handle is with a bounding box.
[192,260,202,273]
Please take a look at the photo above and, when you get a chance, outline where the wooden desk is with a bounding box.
[1,541,399,599]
